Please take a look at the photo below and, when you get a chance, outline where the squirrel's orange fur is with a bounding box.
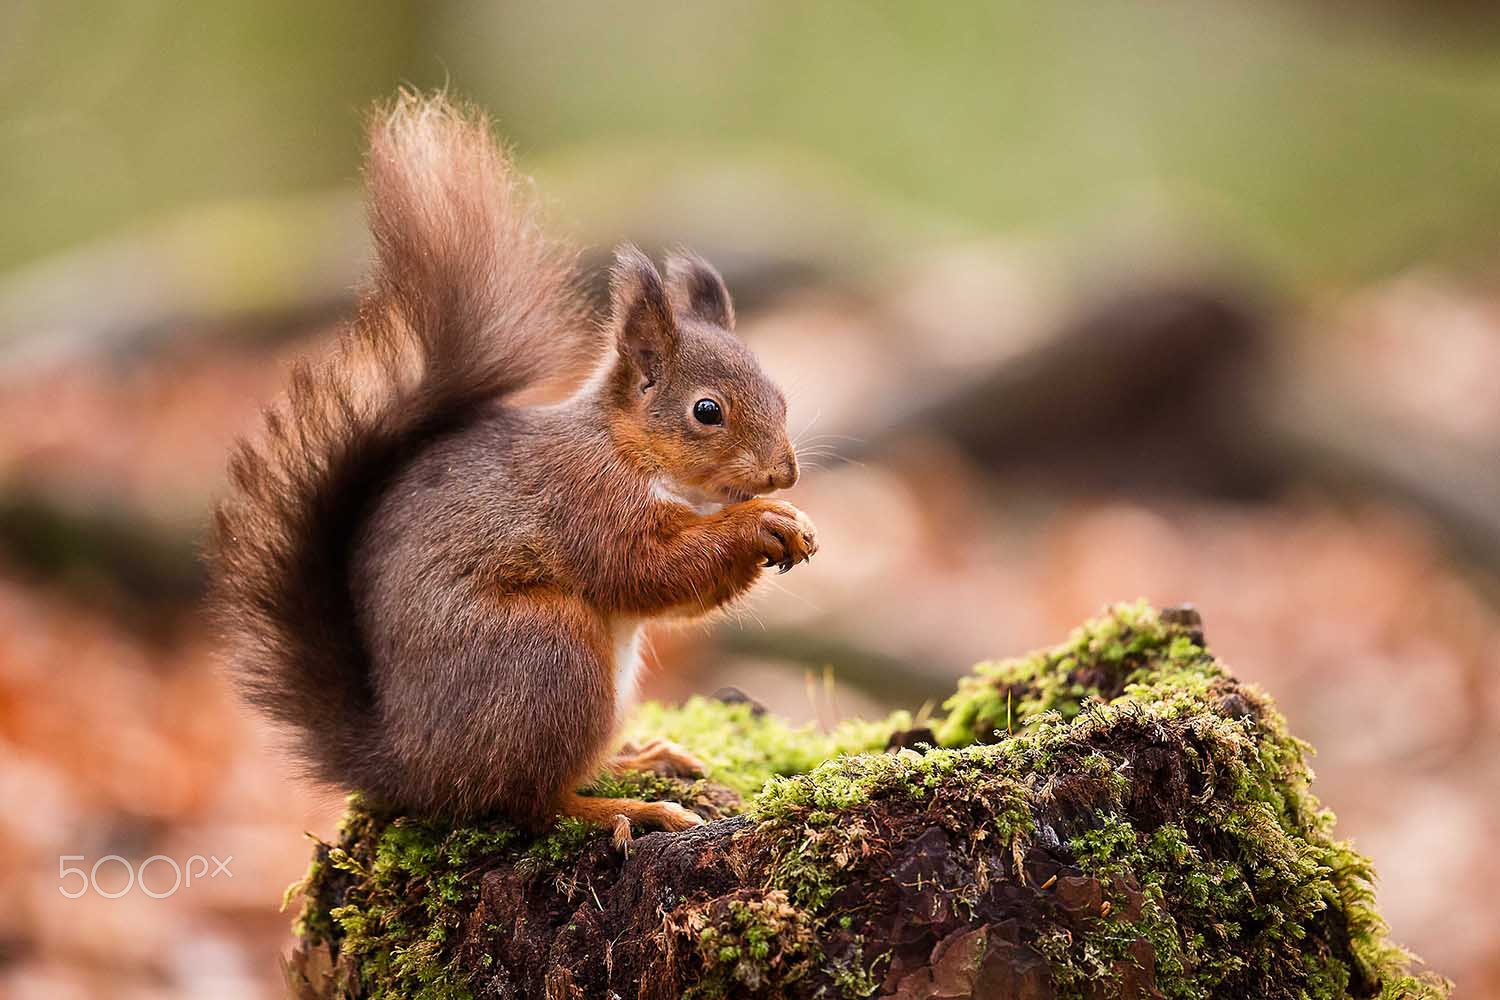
[208,93,814,839]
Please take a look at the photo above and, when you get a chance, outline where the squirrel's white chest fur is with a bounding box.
[611,620,644,719]
[609,477,715,718]
[648,476,723,516]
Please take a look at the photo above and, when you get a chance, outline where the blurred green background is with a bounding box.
[7,0,1500,286]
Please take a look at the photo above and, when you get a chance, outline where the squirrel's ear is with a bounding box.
[609,245,677,389]
[665,251,735,331]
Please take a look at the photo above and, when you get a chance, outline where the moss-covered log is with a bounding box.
[286,604,1448,1000]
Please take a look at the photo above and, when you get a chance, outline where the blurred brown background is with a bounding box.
[3,1,1500,996]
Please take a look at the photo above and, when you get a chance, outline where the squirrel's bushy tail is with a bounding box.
[208,93,591,790]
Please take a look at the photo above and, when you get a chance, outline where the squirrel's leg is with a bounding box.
[555,790,704,850]
[464,596,703,846]
[607,738,706,778]
[369,591,706,833]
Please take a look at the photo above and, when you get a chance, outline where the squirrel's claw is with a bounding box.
[610,814,633,852]
[753,501,818,574]
[609,801,702,852]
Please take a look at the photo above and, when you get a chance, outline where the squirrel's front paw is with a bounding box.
[753,501,818,574]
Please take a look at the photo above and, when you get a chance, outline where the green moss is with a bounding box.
[752,744,1035,910]
[625,696,908,797]
[677,890,821,997]
[293,772,707,999]
[938,599,1221,745]
[293,805,516,1000]
[924,601,1447,999]
[292,603,1449,1000]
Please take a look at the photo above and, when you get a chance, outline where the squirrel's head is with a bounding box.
[605,245,797,505]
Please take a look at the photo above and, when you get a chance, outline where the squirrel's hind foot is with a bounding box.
[608,737,707,778]
[557,790,705,851]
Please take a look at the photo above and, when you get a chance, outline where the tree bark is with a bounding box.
[286,604,1447,1000]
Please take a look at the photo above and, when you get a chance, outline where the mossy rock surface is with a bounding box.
[287,603,1448,1000]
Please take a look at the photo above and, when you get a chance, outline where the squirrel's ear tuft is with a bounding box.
[665,251,735,331]
[610,245,677,388]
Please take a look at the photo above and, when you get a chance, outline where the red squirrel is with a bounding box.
[209,93,816,844]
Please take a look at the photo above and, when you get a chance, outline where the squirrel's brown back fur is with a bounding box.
[208,93,592,793]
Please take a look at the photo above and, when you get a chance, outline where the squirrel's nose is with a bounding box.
[767,450,799,491]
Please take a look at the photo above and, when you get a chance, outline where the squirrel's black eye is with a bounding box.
[693,398,724,426]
